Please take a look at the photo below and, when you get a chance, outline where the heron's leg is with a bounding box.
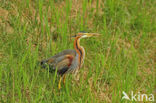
[58,77,62,89]
[63,75,66,85]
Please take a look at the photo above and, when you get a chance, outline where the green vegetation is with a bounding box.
[0,0,155,102]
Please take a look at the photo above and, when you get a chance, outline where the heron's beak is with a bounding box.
[71,33,101,38]
[85,33,101,37]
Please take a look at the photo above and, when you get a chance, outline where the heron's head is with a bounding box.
[72,32,101,39]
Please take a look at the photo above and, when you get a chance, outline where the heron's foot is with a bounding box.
[63,75,66,85]
[58,77,62,90]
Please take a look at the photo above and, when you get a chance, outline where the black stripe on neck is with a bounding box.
[76,39,82,66]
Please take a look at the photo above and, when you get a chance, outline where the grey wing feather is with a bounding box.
[41,49,76,71]
[50,49,76,59]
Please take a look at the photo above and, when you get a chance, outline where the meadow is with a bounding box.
[0,0,155,102]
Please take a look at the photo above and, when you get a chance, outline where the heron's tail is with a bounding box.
[40,59,55,73]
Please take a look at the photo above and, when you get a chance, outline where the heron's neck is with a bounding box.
[74,37,85,67]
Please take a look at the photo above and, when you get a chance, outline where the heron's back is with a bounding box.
[41,49,79,75]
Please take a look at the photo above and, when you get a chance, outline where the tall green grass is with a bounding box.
[0,0,155,102]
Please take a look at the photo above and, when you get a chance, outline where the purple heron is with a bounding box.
[41,32,100,89]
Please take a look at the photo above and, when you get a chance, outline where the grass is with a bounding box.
[0,0,155,102]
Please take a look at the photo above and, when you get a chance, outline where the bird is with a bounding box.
[41,32,100,89]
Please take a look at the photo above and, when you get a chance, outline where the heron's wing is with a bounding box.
[44,55,74,75]
[48,54,74,68]
[55,55,74,75]
[41,49,76,65]
[49,49,76,59]
[41,49,76,75]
